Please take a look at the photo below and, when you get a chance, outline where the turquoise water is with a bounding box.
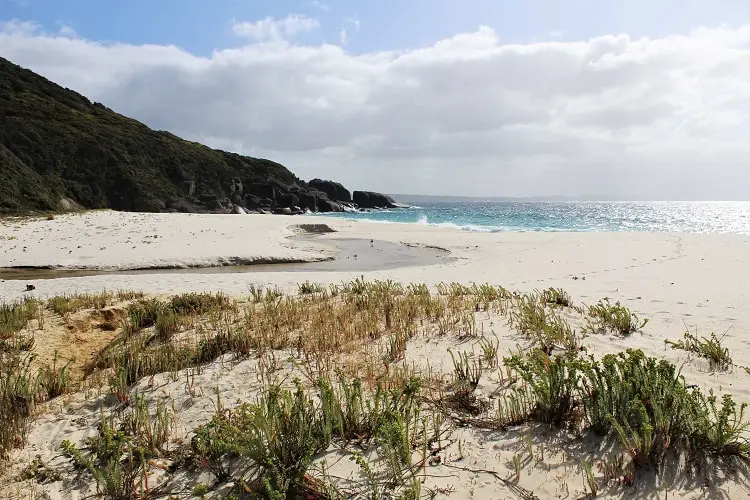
[318,201,750,234]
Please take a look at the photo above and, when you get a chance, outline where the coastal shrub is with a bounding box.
[125,298,163,332]
[154,308,180,343]
[665,329,732,371]
[38,351,72,400]
[586,299,647,335]
[47,292,113,317]
[505,350,578,426]
[0,354,38,459]
[509,295,580,353]
[191,380,330,497]
[168,292,231,315]
[539,287,572,307]
[690,392,750,459]
[504,347,750,471]
[191,375,424,497]
[0,299,36,339]
[297,281,325,296]
[60,400,174,499]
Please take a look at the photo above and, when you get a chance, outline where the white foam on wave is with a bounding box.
[414,213,506,233]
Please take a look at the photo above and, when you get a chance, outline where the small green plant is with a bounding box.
[154,308,180,343]
[586,299,647,335]
[38,351,72,400]
[477,336,500,368]
[0,354,38,458]
[386,331,407,362]
[449,350,482,394]
[59,401,171,500]
[298,281,324,295]
[0,299,36,339]
[169,292,231,315]
[125,298,163,333]
[505,350,577,426]
[665,329,732,371]
[509,296,580,353]
[121,395,174,458]
[580,458,598,496]
[540,287,572,307]
[198,380,330,496]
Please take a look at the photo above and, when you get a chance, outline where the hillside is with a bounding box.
[0,57,397,214]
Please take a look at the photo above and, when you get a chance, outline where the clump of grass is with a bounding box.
[125,298,164,333]
[115,290,145,301]
[0,354,38,459]
[47,292,113,317]
[298,281,325,295]
[0,299,37,339]
[154,308,181,343]
[192,380,330,497]
[665,329,732,371]
[191,375,425,497]
[505,350,578,426]
[169,292,231,315]
[509,295,580,353]
[586,299,647,336]
[540,287,572,307]
[60,398,174,499]
[38,351,72,400]
[317,373,422,445]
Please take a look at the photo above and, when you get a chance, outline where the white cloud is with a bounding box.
[339,16,360,47]
[1,21,749,199]
[310,1,329,12]
[231,14,319,42]
[56,23,76,37]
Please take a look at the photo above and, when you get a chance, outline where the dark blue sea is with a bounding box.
[318,201,750,234]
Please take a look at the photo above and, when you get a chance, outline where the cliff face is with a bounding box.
[0,57,394,215]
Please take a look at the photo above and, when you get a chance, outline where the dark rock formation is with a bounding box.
[309,179,352,203]
[277,192,299,209]
[316,197,344,213]
[298,192,318,212]
[352,191,398,209]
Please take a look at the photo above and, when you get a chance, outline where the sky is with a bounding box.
[1,0,749,199]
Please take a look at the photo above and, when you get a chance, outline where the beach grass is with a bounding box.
[0,280,747,498]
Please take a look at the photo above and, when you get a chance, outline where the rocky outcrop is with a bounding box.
[352,191,398,209]
[309,179,352,203]
[316,196,344,213]
[0,57,409,217]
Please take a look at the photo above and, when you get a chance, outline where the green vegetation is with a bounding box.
[1,282,747,498]
[665,329,733,371]
[586,299,648,336]
[190,376,424,498]
[60,397,174,498]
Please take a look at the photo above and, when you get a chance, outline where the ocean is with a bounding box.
[318,201,750,234]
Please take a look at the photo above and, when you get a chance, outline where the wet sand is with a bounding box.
[0,237,453,281]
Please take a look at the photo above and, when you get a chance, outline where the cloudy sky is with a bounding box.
[1,0,749,199]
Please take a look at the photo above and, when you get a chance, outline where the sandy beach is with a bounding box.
[3,211,749,336]
[2,210,750,499]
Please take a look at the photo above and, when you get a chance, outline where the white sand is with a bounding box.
[0,211,330,270]
[2,211,749,339]
[2,210,750,499]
